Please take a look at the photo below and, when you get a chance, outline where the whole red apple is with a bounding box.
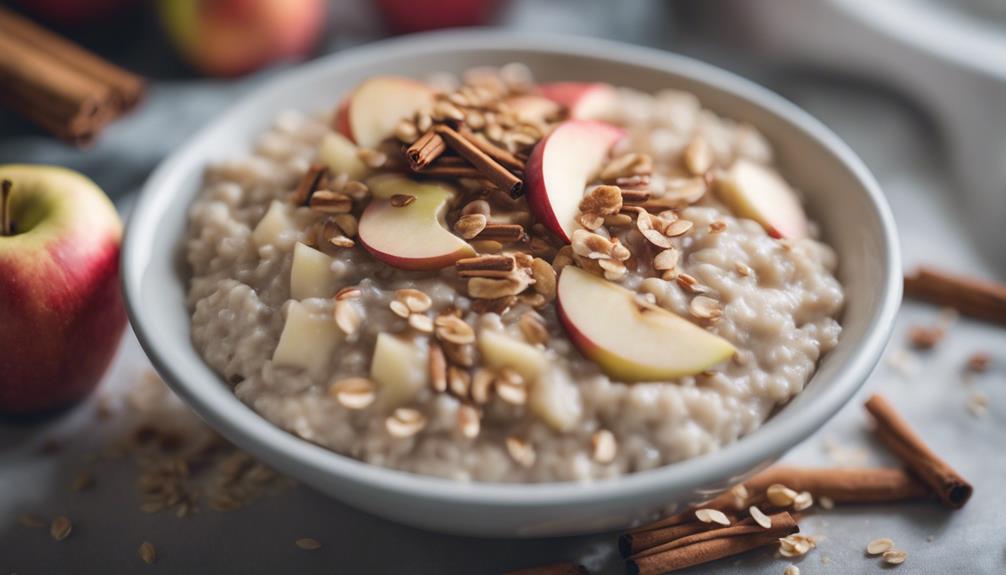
[159,0,326,77]
[0,165,126,415]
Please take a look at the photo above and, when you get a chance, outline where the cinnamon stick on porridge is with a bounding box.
[865,394,973,508]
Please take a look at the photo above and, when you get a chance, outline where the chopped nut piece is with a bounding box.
[600,153,652,182]
[604,213,635,227]
[357,148,387,168]
[428,344,448,393]
[495,368,527,405]
[328,234,355,249]
[409,313,434,333]
[734,261,752,277]
[793,491,814,511]
[296,538,322,550]
[329,377,376,410]
[883,549,907,565]
[433,100,466,122]
[677,273,708,294]
[309,190,352,215]
[389,300,411,319]
[819,496,835,510]
[689,295,722,320]
[653,248,680,271]
[578,185,623,229]
[468,275,530,299]
[779,534,817,558]
[434,314,476,345]
[335,286,361,300]
[967,392,989,417]
[784,566,800,575]
[591,429,617,464]
[683,136,714,175]
[518,312,549,346]
[766,483,798,507]
[390,194,416,207]
[531,257,557,301]
[730,484,749,509]
[454,213,489,239]
[396,289,432,313]
[457,405,480,439]
[448,367,471,398]
[694,508,730,526]
[334,299,362,335]
[867,538,894,555]
[552,246,574,275]
[664,219,694,237]
[471,369,494,404]
[443,341,475,367]
[462,199,492,217]
[749,505,772,529]
[908,325,944,350]
[138,541,156,564]
[394,119,419,144]
[50,516,72,541]
[385,408,427,438]
[965,352,991,373]
[505,436,536,468]
[333,214,358,237]
[343,180,370,201]
[709,220,727,233]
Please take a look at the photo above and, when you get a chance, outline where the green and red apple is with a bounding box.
[525,120,625,243]
[358,175,475,270]
[557,266,735,382]
[159,0,325,77]
[0,165,126,414]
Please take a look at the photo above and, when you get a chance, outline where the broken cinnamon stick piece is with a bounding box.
[406,129,446,170]
[904,266,1006,326]
[626,512,798,575]
[455,254,516,277]
[474,223,526,243]
[436,125,523,197]
[620,520,720,558]
[865,394,973,509]
[458,125,525,172]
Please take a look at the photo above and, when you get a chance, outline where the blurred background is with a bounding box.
[2,1,1004,573]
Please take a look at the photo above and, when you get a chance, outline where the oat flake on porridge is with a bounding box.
[186,65,843,483]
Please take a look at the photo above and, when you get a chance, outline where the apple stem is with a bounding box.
[1,179,11,236]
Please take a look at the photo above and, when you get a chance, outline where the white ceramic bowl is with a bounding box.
[122,31,900,537]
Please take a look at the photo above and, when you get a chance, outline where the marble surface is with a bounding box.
[1,5,1004,573]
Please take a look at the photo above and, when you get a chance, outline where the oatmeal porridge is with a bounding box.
[186,64,844,483]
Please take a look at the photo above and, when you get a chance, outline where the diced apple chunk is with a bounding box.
[252,200,294,248]
[319,131,369,180]
[273,301,342,375]
[370,333,428,409]
[478,329,547,382]
[290,242,335,299]
[529,367,582,432]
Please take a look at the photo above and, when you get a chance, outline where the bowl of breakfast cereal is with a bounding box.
[122,31,900,536]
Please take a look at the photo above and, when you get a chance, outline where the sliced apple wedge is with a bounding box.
[358,176,475,270]
[525,120,625,242]
[334,76,436,148]
[715,159,809,239]
[370,333,427,409]
[529,367,582,432]
[273,301,342,375]
[557,266,735,382]
[290,242,335,299]
[318,131,370,180]
[478,328,548,382]
[538,82,618,120]
[252,200,293,248]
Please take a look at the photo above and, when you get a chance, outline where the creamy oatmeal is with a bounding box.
[186,64,843,483]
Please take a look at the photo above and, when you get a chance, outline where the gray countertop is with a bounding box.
[1,3,1004,573]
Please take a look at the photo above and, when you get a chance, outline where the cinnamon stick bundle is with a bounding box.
[0,6,144,145]
[435,125,523,197]
[626,512,798,575]
[904,266,1006,326]
[865,394,973,508]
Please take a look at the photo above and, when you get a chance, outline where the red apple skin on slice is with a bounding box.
[0,165,126,414]
[335,76,435,148]
[538,82,618,120]
[525,120,625,243]
[358,176,475,271]
[556,266,735,382]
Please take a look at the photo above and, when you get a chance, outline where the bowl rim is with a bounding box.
[122,30,901,507]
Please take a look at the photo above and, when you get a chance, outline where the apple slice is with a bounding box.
[557,266,735,382]
[318,131,369,180]
[529,366,582,432]
[525,120,625,242]
[252,200,294,247]
[477,328,548,382]
[273,301,342,375]
[358,176,475,270]
[370,333,428,408]
[334,76,436,148]
[290,242,335,299]
[538,82,618,120]
[715,159,809,239]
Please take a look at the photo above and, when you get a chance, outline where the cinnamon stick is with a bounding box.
[503,562,587,575]
[0,7,144,109]
[407,129,446,170]
[865,394,973,508]
[904,266,1006,326]
[458,125,525,172]
[416,165,484,180]
[620,520,719,558]
[626,513,798,575]
[435,125,523,197]
[629,466,927,534]
[474,223,526,243]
